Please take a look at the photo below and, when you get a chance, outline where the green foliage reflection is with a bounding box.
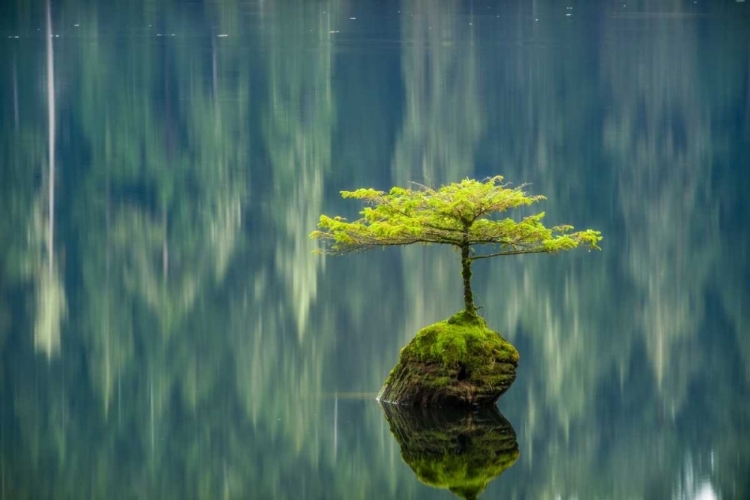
[380,403,519,499]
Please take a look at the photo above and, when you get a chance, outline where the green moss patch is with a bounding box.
[378,312,519,407]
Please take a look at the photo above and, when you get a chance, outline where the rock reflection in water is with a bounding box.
[380,403,519,500]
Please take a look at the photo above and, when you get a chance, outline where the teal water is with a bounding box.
[1,1,749,498]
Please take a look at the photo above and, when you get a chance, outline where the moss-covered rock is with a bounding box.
[377,311,518,407]
[379,402,519,500]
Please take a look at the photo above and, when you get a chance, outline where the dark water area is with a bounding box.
[1,1,749,498]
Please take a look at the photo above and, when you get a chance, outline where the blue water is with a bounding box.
[1,1,748,498]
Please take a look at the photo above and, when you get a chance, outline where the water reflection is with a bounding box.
[380,403,518,500]
[394,0,483,345]
[603,9,720,411]
[0,0,748,498]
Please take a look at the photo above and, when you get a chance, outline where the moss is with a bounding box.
[396,312,518,384]
[408,312,515,357]
[378,311,519,407]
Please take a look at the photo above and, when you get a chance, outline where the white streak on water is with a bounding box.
[46,0,56,277]
[333,392,338,462]
[12,55,19,132]
[150,378,155,457]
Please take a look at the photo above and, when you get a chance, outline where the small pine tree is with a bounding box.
[311,176,602,316]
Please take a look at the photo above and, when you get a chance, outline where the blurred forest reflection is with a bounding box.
[0,1,748,498]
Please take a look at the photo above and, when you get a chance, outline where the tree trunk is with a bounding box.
[461,242,476,315]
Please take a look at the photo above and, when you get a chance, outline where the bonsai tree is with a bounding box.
[311,176,601,316]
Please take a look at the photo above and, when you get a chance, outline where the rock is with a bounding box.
[379,402,519,500]
[377,311,518,407]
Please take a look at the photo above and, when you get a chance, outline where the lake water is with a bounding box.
[1,1,749,498]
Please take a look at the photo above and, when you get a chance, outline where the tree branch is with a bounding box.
[321,237,457,255]
[377,197,464,234]
[469,248,552,260]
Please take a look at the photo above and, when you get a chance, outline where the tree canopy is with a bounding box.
[311,176,602,314]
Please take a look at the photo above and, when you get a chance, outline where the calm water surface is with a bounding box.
[1,1,749,498]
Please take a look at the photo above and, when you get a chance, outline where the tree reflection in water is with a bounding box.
[380,403,518,500]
